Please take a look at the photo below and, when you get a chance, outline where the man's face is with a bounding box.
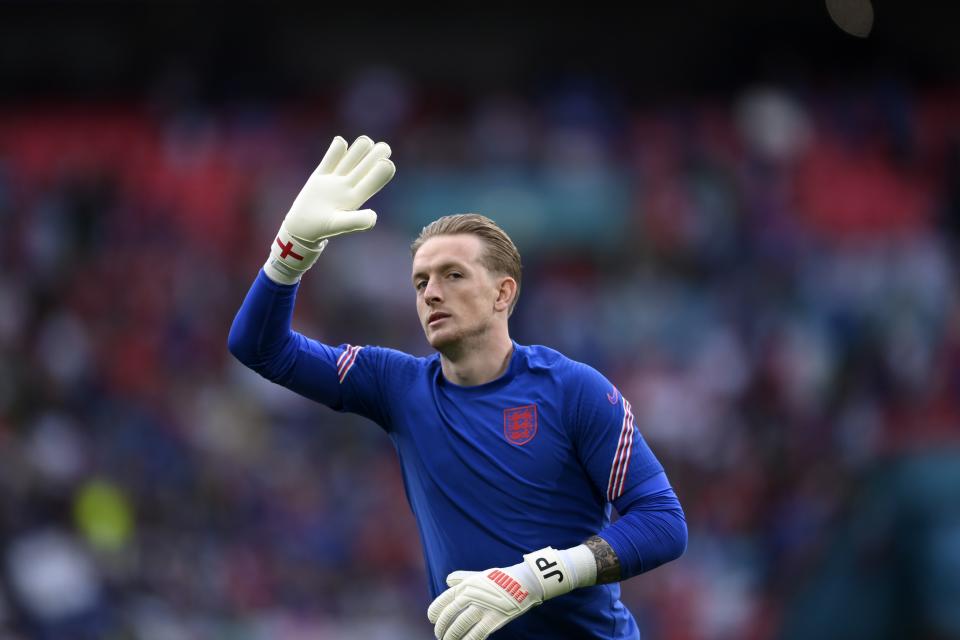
[412,234,504,351]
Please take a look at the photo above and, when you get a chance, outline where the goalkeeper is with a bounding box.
[228,135,687,639]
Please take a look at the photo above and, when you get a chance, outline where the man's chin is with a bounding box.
[426,328,458,351]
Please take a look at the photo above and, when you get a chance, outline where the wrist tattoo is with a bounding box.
[584,535,621,584]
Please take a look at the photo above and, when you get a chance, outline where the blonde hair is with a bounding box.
[411,214,522,315]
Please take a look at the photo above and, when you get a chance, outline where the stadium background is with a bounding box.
[0,2,959,638]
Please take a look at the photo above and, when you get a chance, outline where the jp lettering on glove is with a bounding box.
[264,135,396,284]
[427,544,597,640]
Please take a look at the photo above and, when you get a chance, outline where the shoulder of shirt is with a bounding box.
[517,345,619,433]
[515,343,608,388]
[356,345,437,367]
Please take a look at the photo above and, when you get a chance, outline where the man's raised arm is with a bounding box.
[227,135,395,381]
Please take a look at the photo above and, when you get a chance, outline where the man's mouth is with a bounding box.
[428,312,450,326]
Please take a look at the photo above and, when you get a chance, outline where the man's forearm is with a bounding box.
[227,270,299,375]
[590,479,688,582]
[584,535,622,584]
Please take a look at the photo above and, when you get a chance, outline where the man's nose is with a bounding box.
[423,280,442,305]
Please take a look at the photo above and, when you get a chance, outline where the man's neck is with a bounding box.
[439,331,514,387]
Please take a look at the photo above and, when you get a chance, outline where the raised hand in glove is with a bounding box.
[264,135,395,284]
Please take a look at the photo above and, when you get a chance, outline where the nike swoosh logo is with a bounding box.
[607,386,619,405]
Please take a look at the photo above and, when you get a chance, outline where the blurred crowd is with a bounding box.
[0,71,959,639]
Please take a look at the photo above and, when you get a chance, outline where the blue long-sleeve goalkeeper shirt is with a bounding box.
[228,270,687,639]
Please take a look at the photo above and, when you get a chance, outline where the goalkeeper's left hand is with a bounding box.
[427,545,597,640]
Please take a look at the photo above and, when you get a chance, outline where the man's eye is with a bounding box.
[448,272,462,279]
[415,281,426,291]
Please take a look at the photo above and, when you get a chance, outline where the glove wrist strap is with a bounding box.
[521,544,598,601]
[263,222,328,285]
[520,547,567,601]
[559,544,598,589]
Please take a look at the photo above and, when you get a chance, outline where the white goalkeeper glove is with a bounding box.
[427,545,597,640]
[264,135,396,284]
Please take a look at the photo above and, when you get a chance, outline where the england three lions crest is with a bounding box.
[503,405,538,446]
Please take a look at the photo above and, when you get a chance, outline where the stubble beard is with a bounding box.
[427,315,494,361]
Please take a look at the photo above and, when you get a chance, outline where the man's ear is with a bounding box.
[493,277,517,313]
